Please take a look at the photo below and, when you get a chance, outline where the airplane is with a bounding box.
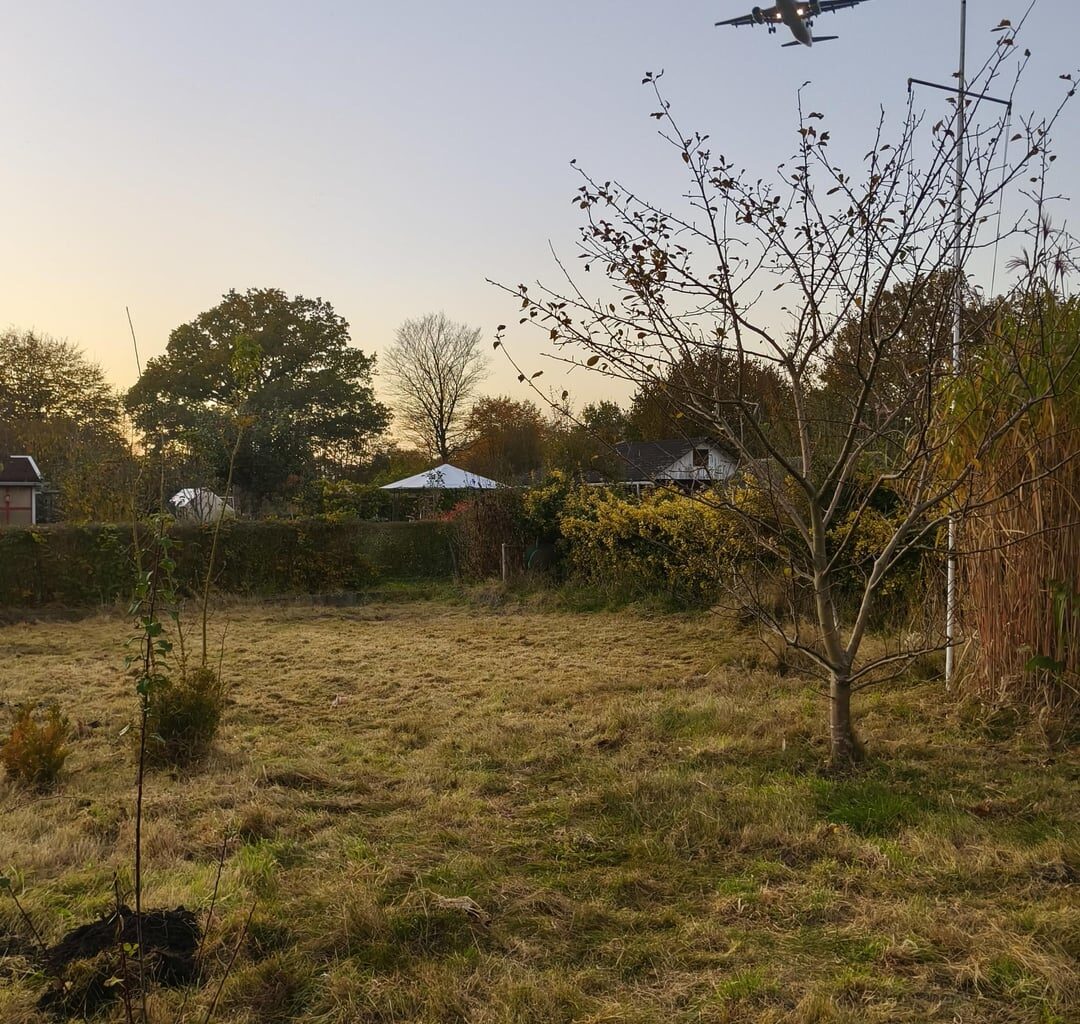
[716,0,872,48]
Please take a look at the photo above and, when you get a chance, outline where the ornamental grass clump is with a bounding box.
[146,665,227,766]
[0,703,70,790]
[943,294,1080,725]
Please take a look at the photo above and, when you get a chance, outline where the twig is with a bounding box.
[216,621,230,684]
[133,517,168,1024]
[113,876,136,1024]
[201,833,230,963]
[173,832,231,1024]
[199,901,256,1024]
[0,878,47,958]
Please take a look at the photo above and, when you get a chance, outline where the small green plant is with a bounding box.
[0,703,70,790]
[146,665,226,766]
[1024,579,1078,680]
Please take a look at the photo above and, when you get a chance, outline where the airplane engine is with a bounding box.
[751,6,766,23]
[809,1,823,13]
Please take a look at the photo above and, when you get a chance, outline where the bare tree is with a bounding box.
[385,313,487,461]
[495,26,1079,767]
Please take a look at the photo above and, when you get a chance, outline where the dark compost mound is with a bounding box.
[37,905,200,1017]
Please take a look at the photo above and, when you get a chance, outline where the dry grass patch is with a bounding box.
[0,602,1076,1023]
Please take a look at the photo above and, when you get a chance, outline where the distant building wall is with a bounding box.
[1,484,37,527]
[663,445,737,483]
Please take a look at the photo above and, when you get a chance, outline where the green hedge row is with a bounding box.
[0,519,457,608]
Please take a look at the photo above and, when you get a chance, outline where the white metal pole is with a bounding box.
[945,0,967,687]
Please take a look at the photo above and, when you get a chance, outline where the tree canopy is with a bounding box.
[627,351,791,458]
[125,288,389,507]
[460,395,546,482]
[0,329,134,521]
[1,329,120,432]
[544,399,632,480]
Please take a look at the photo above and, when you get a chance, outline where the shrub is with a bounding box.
[145,666,226,766]
[557,485,746,606]
[298,478,396,520]
[445,490,526,579]
[826,500,932,626]
[544,477,928,616]
[1,703,70,789]
[521,471,578,543]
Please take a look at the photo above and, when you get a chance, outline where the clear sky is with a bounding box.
[2,1,1077,409]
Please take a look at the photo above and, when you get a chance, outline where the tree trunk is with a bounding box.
[829,673,862,770]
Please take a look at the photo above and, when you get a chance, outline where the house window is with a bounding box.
[692,448,710,470]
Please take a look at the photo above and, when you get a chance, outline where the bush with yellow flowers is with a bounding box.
[554,485,751,606]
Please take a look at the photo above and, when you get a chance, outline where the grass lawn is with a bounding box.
[1,600,1077,1023]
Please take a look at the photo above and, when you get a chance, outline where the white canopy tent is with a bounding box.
[380,463,502,490]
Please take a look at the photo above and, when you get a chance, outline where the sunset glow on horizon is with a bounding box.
[4,0,1077,408]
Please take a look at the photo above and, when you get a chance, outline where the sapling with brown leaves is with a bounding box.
[494,23,1079,767]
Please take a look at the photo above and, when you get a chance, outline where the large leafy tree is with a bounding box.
[627,351,792,457]
[0,329,120,430]
[460,395,547,482]
[126,288,389,507]
[544,399,632,480]
[814,272,992,462]
[0,329,134,521]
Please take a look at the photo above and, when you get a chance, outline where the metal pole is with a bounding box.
[945,0,967,687]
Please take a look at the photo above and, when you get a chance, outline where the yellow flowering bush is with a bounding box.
[540,474,925,615]
[827,499,929,616]
[556,486,749,605]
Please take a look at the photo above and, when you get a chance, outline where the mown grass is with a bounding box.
[0,601,1077,1023]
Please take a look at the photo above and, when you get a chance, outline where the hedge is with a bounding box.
[0,519,457,608]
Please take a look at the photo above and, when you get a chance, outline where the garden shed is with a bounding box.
[0,455,43,526]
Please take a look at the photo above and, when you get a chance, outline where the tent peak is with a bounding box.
[380,463,503,490]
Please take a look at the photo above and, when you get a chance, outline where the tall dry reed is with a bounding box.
[949,293,1080,723]
[961,431,1079,719]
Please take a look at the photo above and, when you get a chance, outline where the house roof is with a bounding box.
[380,463,503,490]
[0,455,43,484]
[613,438,725,482]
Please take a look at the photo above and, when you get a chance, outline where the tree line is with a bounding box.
[0,299,600,520]
[0,267,1059,524]
[4,285,808,519]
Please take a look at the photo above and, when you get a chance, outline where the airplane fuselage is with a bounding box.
[777,0,814,45]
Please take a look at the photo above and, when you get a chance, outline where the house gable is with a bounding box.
[658,443,737,483]
[1,456,43,526]
[613,439,737,485]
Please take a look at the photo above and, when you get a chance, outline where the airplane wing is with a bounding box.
[715,7,778,28]
[816,0,872,12]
